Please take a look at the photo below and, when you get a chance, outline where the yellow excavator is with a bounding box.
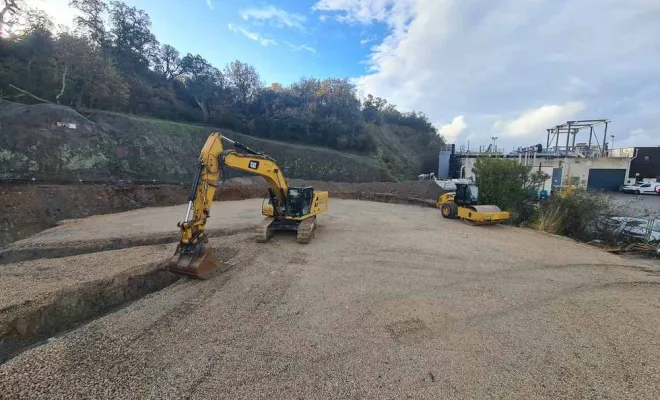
[436,180,509,225]
[168,132,329,279]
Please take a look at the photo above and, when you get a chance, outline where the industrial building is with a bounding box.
[453,153,632,192]
[437,119,648,192]
[611,147,660,181]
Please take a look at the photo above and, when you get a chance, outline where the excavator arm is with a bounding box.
[167,133,228,279]
[178,133,223,248]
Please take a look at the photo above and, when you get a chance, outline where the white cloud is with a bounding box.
[313,0,413,30]
[284,41,317,55]
[497,102,586,138]
[240,5,306,30]
[227,24,277,46]
[360,36,377,45]
[206,0,213,10]
[438,116,467,140]
[316,0,660,148]
[616,128,660,148]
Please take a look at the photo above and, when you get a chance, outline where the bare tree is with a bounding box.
[0,0,24,33]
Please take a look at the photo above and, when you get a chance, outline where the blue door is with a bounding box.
[552,168,563,186]
[587,169,626,192]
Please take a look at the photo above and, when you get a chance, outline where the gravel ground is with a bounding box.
[1,199,660,399]
[607,192,660,218]
[6,199,266,248]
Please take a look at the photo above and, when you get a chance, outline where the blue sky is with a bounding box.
[32,0,660,150]
[117,0,386,85]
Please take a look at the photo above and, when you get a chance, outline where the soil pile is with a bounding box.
[224,177,444,200]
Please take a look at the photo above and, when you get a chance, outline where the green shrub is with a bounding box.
[534,189,611,240]
[472,157,548,223]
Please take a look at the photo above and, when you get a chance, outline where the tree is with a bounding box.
[52,32,128,109]
[0,0,23,34]
[362,94,387,123]
[69,0,108,48]
[154,43,183,81]
[290,77,321,109]
[224,60,261,114]
[108,0,157,72]
[0,0,446,176]
[180,53,224,121]
[0,16,56,99]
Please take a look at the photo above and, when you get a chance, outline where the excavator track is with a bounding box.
[296,216,316,244]
[256,217,275,243]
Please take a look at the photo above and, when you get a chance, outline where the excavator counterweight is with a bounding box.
[168,132,328,279]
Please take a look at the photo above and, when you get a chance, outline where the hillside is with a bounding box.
[0,3,444,181]
[0,101,396,183]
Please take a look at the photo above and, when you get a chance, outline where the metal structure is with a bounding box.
[545,119,610,157]
[437,144,455,179]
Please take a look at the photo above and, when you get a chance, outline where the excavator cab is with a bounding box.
[285,186,314,218]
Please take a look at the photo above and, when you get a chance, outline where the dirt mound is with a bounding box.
[224,177,444,201]
[305,180,444,200]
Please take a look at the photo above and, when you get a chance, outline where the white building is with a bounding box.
[456,152,632,192]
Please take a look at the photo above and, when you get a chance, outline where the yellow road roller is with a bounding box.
[436,180,510,225]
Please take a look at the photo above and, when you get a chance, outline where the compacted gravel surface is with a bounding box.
[1,199,659,399]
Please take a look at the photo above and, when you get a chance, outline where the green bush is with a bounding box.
[533,189,611,240]
[472,157,548,223]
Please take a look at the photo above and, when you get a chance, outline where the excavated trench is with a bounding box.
[0,242,241,364]
[0,227,253,265]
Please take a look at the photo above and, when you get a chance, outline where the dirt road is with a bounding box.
[1,199,660,399]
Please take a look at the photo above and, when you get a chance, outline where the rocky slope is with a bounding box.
[0,101,395,184]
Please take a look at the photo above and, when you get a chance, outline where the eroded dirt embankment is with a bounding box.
[0,184,187,247]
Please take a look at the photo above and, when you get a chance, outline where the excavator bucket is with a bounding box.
[167,242,230,279]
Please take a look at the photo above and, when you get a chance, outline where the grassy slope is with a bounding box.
[364,123,426,180]
[85,110,397,182]
[1,100,423,183]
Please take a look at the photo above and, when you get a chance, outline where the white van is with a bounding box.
[622,181,660,195]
